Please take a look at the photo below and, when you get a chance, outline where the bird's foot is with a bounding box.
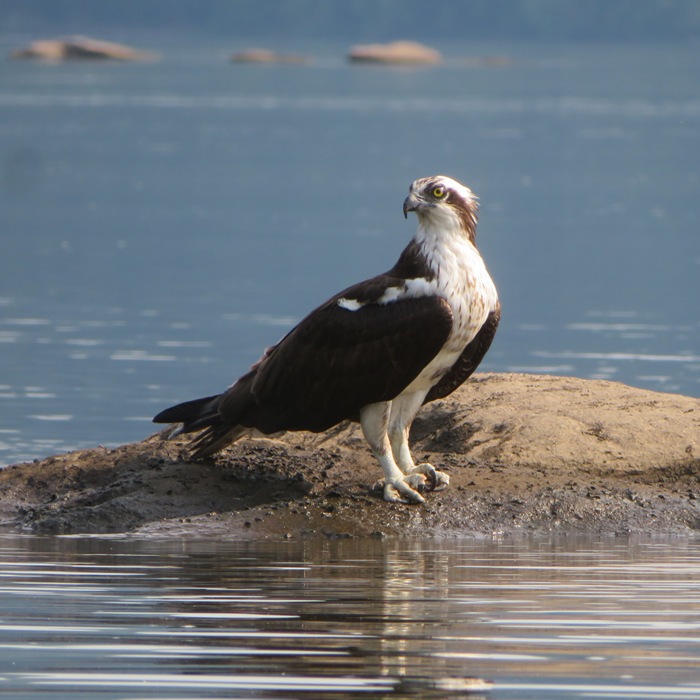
[406,462,450,492]
[375,475,426,504]
[374,465,448,504]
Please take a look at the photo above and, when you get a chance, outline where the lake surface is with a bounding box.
[1,37,699,465]
[1,533,700,699]
[2,35,700,700]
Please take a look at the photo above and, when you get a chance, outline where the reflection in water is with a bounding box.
[0,535,699,698]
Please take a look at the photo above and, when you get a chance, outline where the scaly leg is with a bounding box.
[388,392,450,493]
[360,402,425,504]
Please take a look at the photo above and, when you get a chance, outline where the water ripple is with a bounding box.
[1,536,699,699]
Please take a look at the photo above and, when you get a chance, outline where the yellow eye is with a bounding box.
[432,186,446,198]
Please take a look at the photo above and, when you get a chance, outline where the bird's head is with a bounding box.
[403,175,479,242]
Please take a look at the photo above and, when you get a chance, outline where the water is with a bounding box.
[1,37,699,465]
[1,533,700,699]
[2,35,699,699]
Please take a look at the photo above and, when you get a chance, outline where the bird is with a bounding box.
[153,175,500,504]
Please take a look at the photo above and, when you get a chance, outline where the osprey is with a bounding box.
[154,175,500,504]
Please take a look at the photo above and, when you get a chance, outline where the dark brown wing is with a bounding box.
[424,303,501,403]
[218,287,454,433]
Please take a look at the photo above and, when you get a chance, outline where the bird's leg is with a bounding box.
[389,424,450,493]
[360,402,425,504]
[388,393,450,493]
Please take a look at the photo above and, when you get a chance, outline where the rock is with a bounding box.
[231,48,312,65]
[9,36,158,62]
[348,40,442,66]
[0,373,698,536]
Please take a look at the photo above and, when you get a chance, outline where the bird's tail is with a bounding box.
[188,424,251,459]
[153,375,255,459]
[153,394,221,434]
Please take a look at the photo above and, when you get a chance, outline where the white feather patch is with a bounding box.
[378,286,403,304]
[337,297,365,311]
[404,277,437,298]
[378,279,436,305]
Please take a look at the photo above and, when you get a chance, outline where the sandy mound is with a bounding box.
[1,374,698,537]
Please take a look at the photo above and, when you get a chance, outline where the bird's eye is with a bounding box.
[432,186,446,198]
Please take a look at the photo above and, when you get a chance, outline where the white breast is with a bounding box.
[401,219,498,395]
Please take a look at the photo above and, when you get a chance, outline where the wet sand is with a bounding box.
[1,373,698,537]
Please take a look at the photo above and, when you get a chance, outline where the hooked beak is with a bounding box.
[403,192,422,219]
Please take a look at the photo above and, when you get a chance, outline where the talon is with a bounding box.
[408,463,450,492]
[384,479,425,504]
[404,472,428,493]
[433,471,450,491]
[372,479,386,494]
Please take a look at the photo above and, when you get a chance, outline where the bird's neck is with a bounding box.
[412,215,485,283]
[415,210,478,251]
[418,204,477,243]
[392,213,481,283]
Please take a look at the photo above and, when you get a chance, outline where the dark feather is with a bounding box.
[153,269,453,455]
[153,394,220,432]
[240,291,453,433]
